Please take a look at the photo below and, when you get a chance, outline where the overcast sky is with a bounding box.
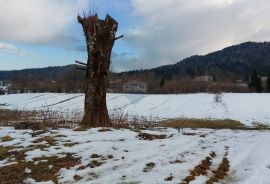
[1,0,270,71]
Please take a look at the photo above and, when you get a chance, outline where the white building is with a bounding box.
[0,81,12,94]
[194,76,213,82]
[123,79,147,94]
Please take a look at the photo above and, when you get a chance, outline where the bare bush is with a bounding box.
[214,93,223,103]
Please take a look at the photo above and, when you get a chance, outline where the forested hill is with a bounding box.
[127,41,270,81]
[1,41,270,93]
[0,65,85,92]
[0,65,79,80]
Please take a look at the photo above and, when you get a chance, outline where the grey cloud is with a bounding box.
[0,0,87,45]
[0,42,36,56]
[119,0,270,71]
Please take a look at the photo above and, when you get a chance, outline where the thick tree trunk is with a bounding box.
[77,14,119,127]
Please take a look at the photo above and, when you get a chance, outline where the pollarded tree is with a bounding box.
[76,13,123,127]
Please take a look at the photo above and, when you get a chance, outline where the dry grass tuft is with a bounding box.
[137,132,167,140]
[87,160,104,168]
[73,174,83,181]
[143,162,155,172]
[164,173,174,181]
[0,135,14,142]
[73,126,88,131]
[33,136,56,146]
[63,142,79,147]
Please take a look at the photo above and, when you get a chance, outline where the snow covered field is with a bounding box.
[1,93,270,125]
[1,93,270,183]
[1,127,270,184]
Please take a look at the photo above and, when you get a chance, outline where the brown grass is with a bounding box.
[0,146,15,160]
[0,153,80,184]
[73,126,88,131]
[162,118,245,129]
[0,109,21,123]
[33,136,56,146]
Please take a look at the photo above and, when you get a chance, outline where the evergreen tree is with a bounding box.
[266,71,270,92]
[256,77,263,93]
[160,78,165,88]
[248,69,263,92]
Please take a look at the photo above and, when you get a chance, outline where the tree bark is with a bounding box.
[77,14,119,127]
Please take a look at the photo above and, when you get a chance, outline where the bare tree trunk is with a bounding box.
[76,14,121,127]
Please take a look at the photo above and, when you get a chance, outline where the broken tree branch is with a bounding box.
[115,35,124,41]
[75,60,87,66]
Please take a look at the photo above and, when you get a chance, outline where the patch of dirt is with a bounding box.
[180,152,214,184]
[87,160,104,168]
[91,154,102,158]
[182,132,196,136]
[98,128,112,132]
[206,157,230,184]
[199,134,207,138]
[164,173,174,181]
[169,159,185,164]
[143,162,155,172]
[137,132,167,140]
[210,151,216,158]
[53,134,67,138]
[206,148,230,184]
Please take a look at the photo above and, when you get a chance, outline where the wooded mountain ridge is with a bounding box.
[1,41,270,93]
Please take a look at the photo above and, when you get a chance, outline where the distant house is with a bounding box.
[261,76,267,82]
[108,79,123,93]
[0,80,12,94]
[194,76,213,82]
[235,80,248,88]
[123,79,147,94]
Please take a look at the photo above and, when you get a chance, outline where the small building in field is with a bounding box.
[123,79,147,94]
[194,75,213,82]
[0,80,12,94]
[261,76,267,82]
[108,79,123,93]
[235,80,248,88]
